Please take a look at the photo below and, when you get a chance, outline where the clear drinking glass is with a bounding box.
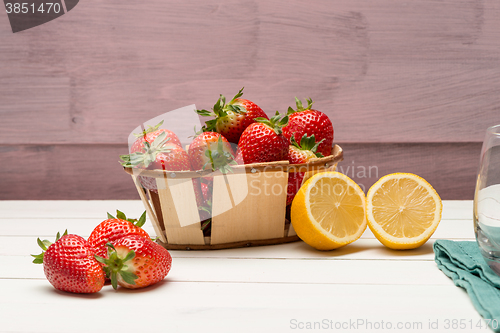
[474,124,500,275]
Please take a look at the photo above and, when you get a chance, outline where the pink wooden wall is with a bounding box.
[1,0,499,200]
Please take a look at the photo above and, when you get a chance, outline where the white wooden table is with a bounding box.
[0,200,493,333]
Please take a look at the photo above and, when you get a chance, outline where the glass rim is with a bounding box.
[486,124,500,136]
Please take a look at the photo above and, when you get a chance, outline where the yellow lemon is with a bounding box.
[366,173,442,250]
[291,172,367,250]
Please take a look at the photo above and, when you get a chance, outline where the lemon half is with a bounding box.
[366,173,442,250]
[291,172,367,250]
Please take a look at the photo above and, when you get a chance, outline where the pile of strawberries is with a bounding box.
[32,211,171,294]
[120,88,334,230]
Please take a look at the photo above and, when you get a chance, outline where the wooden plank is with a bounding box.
[0,144,136,200]
[0,280,485,333]
[0,143,480,200]
[0,217,474,242]
[336,142,481,200]
[0,0,499,144]
[0,236,472,262]
[0,200,145,218]
[0,218,156,238]
[0,255,455,286]
[0,199,472,220]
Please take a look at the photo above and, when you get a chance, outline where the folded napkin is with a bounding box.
[434,240,500,332]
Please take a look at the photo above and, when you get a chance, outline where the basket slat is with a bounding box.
[156,176,205,245]
[130,175,167,243]
[210,170,288,244]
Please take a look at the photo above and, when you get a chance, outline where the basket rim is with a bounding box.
[124,144,343,179]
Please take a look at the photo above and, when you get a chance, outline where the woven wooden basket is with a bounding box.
[124,144,343,250]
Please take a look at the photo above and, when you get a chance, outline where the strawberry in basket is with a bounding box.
[283,97,334,157]
[130,120,182,154]
[197,87,269,144]
[188,131,238,233]
[120,131,191,192]
[238,112,289,164]
[188,131,236,173]
[286,134,325,205]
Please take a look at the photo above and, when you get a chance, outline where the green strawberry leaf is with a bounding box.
[201,219,211,231]
[37,238,49,251]
[120,131,174,168]
[291,134,325,156]
[202,119,218,133]
[119,270,138,285]
[288,97,314,114]
[136,211,147,228]
[116,210,127,220]
[229,87,245,104]
[132,120,165,138]
[295,97,304,111]
[226,104,246,114]
[196,109,216,117]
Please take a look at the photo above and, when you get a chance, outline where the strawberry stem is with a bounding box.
[255,111,289,136]
[106,210,147,228]
[287,97,314,115]
[120,131,174,168]
[196,87,247,132]
[290,134,325,157]
[132,120,165,138]
[95,243,138,290]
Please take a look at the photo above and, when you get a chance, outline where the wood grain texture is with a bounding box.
[0,143,480,200]
[0,0,499,144]
[0,0,497,199]
[338,142,481,200]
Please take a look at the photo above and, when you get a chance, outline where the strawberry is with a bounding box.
[197,178,214,235]
[286,134,325,205]
[121,131,190,171]
[96,235,172,290]
[130,120,182,154]
[187,131,236,173]
[197,88,269,144]
[32,231,105,294]
[87,210,150,259]
[238,112,289,164]
[120,132,191,192]
[188,131,237,227]
[282,97,334,157]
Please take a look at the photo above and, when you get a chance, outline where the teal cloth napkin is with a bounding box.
[434,240,500,332]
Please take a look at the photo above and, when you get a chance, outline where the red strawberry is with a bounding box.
[282,97,334,157]
[197,88,269,144]
[120,132,191,192]
[32,231,105,294]
[200,180,211,200]
[197,178,214,230]
[87,210,150,259]
[188,131,238,225]
[130,121,182,154]
[96,235,172,290]
[286,134,325,205]
[238,112,289,164]
[187,131,236,172]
